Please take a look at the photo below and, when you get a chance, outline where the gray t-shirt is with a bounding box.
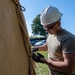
[47,29,75,61]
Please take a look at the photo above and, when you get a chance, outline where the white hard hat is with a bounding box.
[40,6,63,26]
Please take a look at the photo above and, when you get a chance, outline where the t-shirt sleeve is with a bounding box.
[61,37,75,53]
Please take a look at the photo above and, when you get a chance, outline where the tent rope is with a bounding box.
[12,0,25,11]
[12,0,31,57]
[12,0,36,75]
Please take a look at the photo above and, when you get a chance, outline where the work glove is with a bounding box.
[32,52,44,63]
[31,47,39,53]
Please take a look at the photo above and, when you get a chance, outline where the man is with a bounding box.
[32,6,75,75]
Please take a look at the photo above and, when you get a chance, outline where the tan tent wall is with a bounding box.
[0,0,35,75]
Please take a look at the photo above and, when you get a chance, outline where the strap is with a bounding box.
[12,0,25,11]
[12,0,31,56]
[12,1,36,75]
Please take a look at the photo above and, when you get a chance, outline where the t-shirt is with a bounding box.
[47,29,75,61]
[47,29,75,75]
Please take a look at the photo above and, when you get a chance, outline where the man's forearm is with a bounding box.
[44,59,73,74]
[38,43,47,51]
[39,46,47,51]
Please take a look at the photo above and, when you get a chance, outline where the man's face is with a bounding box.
[43,22,58,34]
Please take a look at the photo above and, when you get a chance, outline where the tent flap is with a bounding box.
[0,0,35,75]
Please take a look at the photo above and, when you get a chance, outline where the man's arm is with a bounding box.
[38,42,48,51]
[32,42,47,52]
[40,53,75,74]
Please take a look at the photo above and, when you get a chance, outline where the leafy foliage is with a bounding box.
[31,14,47,37]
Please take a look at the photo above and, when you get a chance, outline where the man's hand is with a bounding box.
[32,47,39,53]
[32,52,44,63]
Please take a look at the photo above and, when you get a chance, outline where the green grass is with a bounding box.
[35,51,49,75]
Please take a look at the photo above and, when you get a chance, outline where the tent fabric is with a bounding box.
[0,0,35,75]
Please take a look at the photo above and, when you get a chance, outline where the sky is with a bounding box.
[20,0,75,36]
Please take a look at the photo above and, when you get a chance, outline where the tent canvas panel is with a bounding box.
[0,0,35,75]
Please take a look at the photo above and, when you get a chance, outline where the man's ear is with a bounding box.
[57,21,60,27]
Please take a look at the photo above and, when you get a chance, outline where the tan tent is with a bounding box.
[0,0,35,75]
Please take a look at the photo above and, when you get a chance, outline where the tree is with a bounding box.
[31,14,47,37]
